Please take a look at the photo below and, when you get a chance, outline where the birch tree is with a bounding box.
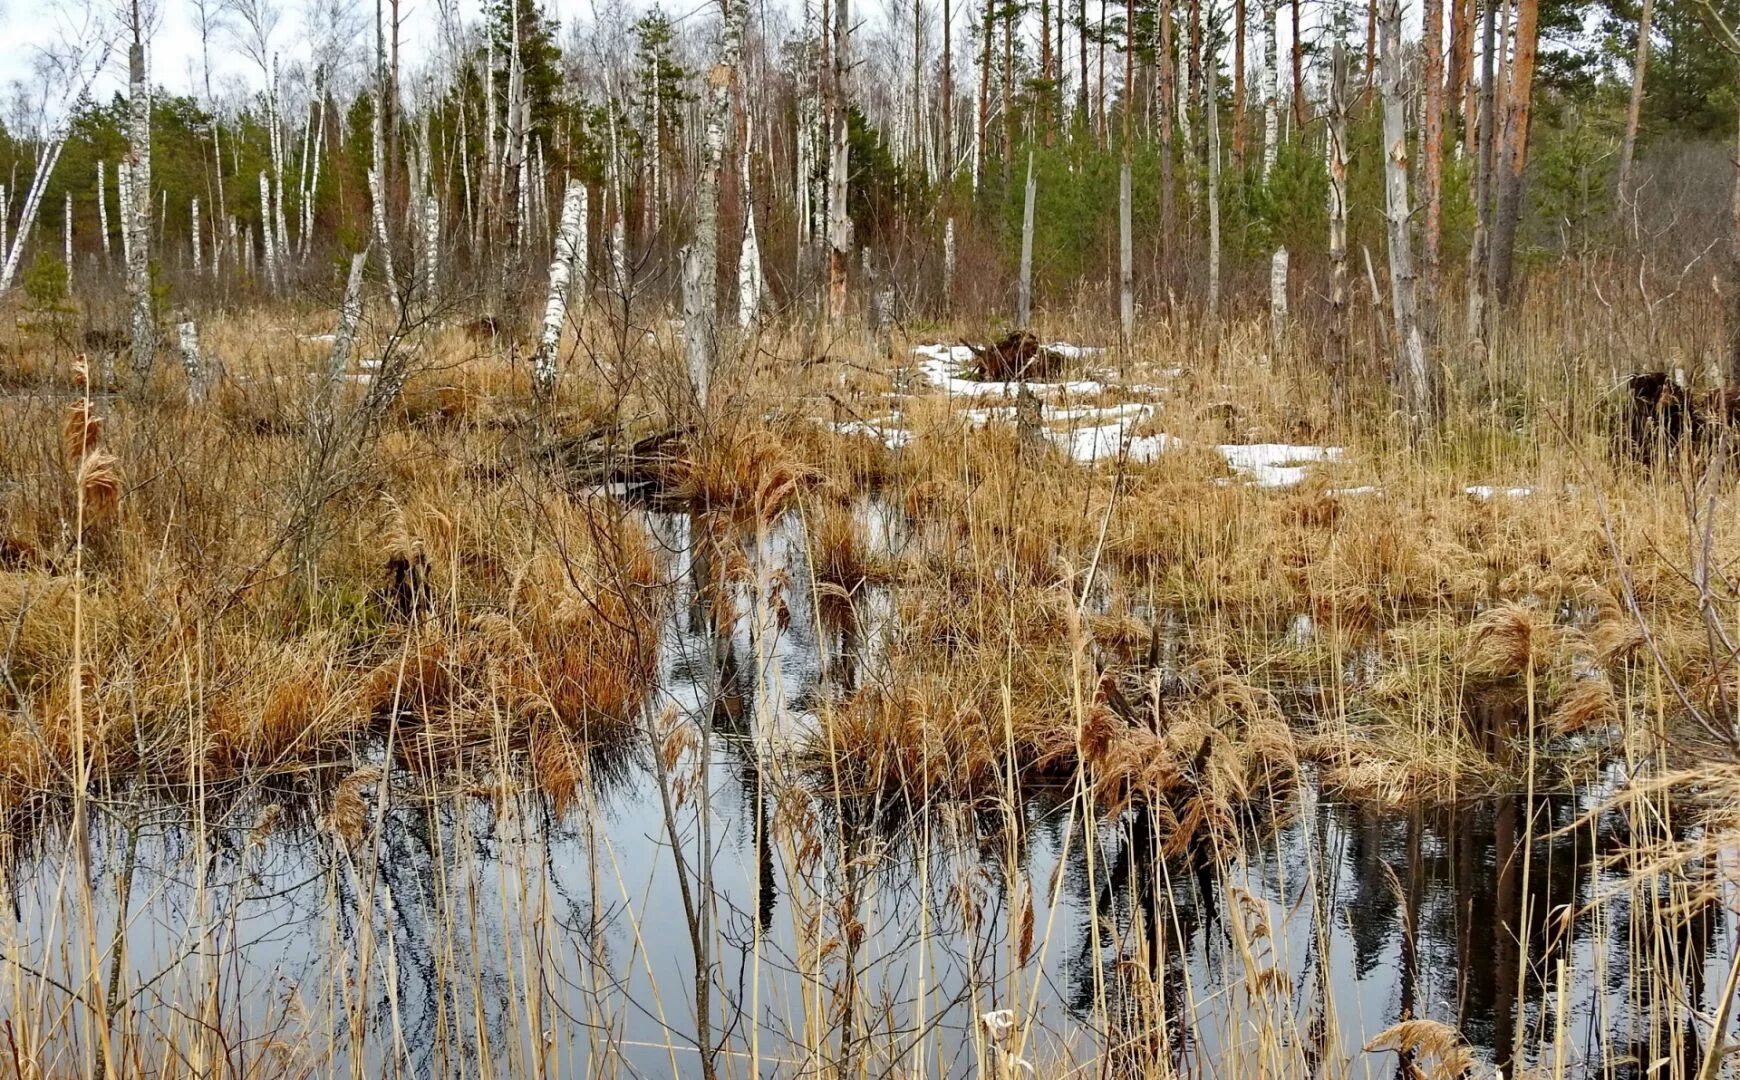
[1379,0,1432,423]
[683,0,747,409]
[126,0,156,376]
[826,0,853,323]
[533,180,585,400]
[0,39,109,293]
[1261,0,1279,179]
[1617,0,1654,210]
[737,115,766,328]
[97,161,111,266]
[1017,151,1036,327]
[1326,40,1351,404]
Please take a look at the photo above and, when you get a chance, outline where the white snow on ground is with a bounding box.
[1214,444,1345,488]
[900,346,1348,486]
[912,343,978,365]
[1041,342,1106,359]
[915,354,1108,398]
[1329,485,1382,496]
[1051,423,1181,463]
[911,345,1109,398]
[1464,485,1534,499]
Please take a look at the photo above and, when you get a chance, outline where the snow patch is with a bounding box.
[1464,485,1534,499]
[1052,424,1182,464]
[1217,444,1345,488]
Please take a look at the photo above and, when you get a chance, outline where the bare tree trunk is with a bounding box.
[1234,0,1248,171]
[1120,160,1133,345]
[322,251,367,422]
[974,0,992,192]
[422,190,439,301]
[1424,0,1445,306]
[1379,0,1432,424]
[1451,0,1475,153]
[1617,0,1654,211]
[1018,150,1036,326]
[1291,0,1306,127]
[63,191,72,288]
[1327,40,1350,409]
[191,197,202,275]
[1364,0,1377,103]
[1490,0,1537,303]
[943,0,954,173]
[826,0,853,323]
[1262,0,1279,178]
[1270,246,1289,354]
[1466,0,1495,345]
[1121,0,1135,345]
[260,172,280,290]
[533,180,585,400]
[1207,34,1222,323]
[0,152,71,293]
[369,20,400,309]
[126,16,154,378]
[97,161,111,267]
[269,59,289,279]
[178,320,204,402]
[686,0,748,410]
[1159,0,1176,279]
[738,115,766,328]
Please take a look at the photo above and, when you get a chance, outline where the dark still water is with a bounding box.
[4,503,1735,1078]
[6,763,1735,1079]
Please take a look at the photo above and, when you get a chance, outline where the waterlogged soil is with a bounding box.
[4,501,1735,1079]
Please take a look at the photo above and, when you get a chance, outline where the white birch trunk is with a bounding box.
[1017,150,1036,327]
[97,162,111,264]
[118,162,133,270]
[683,0,747,408]
[63,191,72,288]
[423,190,439,300]
[826,0,853,322]
[191,197,202,274]
[328,251,367,385]
[179,320,205,401]
[1327,42,1350,398]
[533,180,585,399]
[1269,246,1289,354]
[1379,0,1431,422]
[259,171,280,289]
[0,134,72,291]
[270,59,289,274]
[1262,0,1279,179]
[737,115,765,329]
[126,32,154,375]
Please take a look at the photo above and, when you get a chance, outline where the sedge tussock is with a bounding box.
[1363,1019,1479,1080]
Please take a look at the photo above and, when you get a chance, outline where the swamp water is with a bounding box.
[4,500,1734,1078]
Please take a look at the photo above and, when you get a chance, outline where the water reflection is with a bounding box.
[4,501,1736,1079]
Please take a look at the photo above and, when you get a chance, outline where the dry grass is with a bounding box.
[0,288,1736,1078]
